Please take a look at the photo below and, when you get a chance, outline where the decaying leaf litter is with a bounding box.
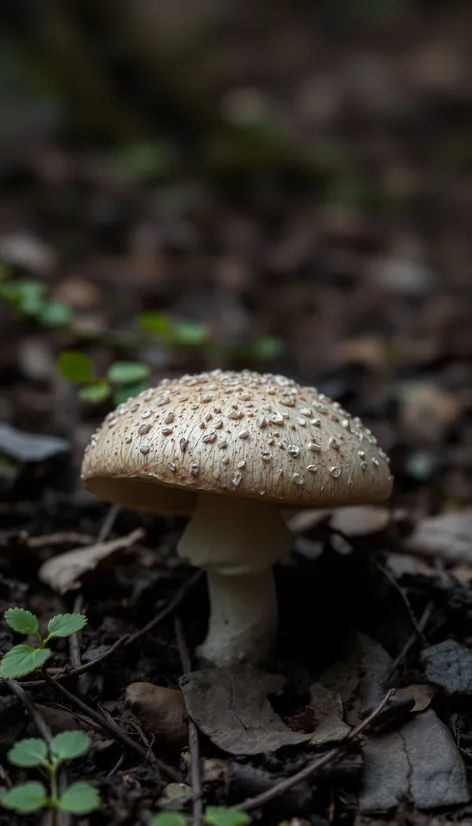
[2,2,472,824]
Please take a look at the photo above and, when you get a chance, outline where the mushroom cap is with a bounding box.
[81,369,393,514]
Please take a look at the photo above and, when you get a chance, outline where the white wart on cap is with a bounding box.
[82,369,393,666]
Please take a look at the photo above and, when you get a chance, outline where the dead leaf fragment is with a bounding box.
[125,682,187,748]
[309,683,350,745]
[38,528,144,593]
[180,667,311,755]
[396,684,437,712]
[360,710,469,812]
[398,381,461,442]
[406,512,472,565]
[0,422,70,464]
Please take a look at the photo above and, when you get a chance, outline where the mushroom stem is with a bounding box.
[177,492,293,667]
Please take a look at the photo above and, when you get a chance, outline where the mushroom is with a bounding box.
[81,370,393,666]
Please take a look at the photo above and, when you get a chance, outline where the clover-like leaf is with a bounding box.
[150,814,188,826]
[58,782,101,814]
[1,782,47,813]
[8,738,48,767]
[47,613,87,639]
[0,645,51,679]
[58,351,95,384]
[203,808,251,826]
[4,608,38,636]
[107,361,150,385]
[51,731,91,762]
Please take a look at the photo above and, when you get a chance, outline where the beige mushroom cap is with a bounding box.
[81,369,393,514]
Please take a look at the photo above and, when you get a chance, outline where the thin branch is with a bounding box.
[19,633,130,689]
[7,680,53,744]
[175,618,202,826]
[69,594,83,670]
[43,670,180,782]
[125,570,203,647]
[372,559,427,645]
[237,690,395,812]
[387,602,434,681]
[97,505,120,543]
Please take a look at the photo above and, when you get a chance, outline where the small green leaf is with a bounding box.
[113,382,148,406]
[51,731,91,762]
[47,613,87,638]
[4,607,38,635]
[139,311,174,337]
[251,336,283,360]
[38,301,72,327]
[8,738,48,767]
[1,781,47,813]
[17,282,46,316]
[150,814,188,826]
[0,645,51,679]
[174,319,209,346]
[58,782,101,814]
[107,361,150,385]
[58,351,96,384]
[78,382,111,403]
[203,808,251,826]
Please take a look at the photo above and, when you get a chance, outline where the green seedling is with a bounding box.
[0,269,72,327]
[58,351,151,405]
[1,731,100,817]
[0,608,87,679]
[150,807,251,826]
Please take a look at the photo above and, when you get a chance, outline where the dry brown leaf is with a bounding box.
[309,682,350,746]
[396,684,437,713]
[406,512,472,565]
[38,528,144,593]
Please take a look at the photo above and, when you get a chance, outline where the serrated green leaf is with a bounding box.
[78,382,111,403]
[139,311,174,337]
[51,731,91,762]
[58,782,101,814]
[1,781,47,813]
[8,738,48,767]
[47,613,87,638]
[0,645,51,679]
[39,301,72,327]
[4,607,38,635]
[203,808,251,826]
[150,814,188,826]
[174,319,209,346]
[107,361,150,385]
[58,351,95,384]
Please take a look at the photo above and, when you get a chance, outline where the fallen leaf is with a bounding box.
[330,506,391,537]
[308,683,350,745]
[0,423,70,464]
[157,783,192,808]
[406,512,472,565]
[360,709,469,812]
[124,682,187,748]
[421,639,472,696]
[180,667,311,755]
[38,528,144,594]
[319,631,393,724]
[396,684,437,713]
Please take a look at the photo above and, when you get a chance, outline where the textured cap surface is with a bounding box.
[81,369,393,513]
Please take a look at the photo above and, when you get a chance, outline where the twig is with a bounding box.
[237,690,395,812]
[372,559,427,646]
[97,504,120,542]
[125,570,203,647]
[175,618,202,826]
[69,594,83,670]
[7,680,53,743]
[19,634,130,689]
[27,533,96,549]
[387,602,434,681]
[43,670,180,782]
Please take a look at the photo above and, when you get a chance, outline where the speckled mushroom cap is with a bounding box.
[81,369,393,514]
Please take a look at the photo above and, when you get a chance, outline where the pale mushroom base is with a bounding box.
[177,492,293,667]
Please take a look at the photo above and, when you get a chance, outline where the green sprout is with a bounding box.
[150,807,251,826]
[57,351,151,405]
[1,731,100,816]
[0,269,71,327]
[0,608,87,680]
